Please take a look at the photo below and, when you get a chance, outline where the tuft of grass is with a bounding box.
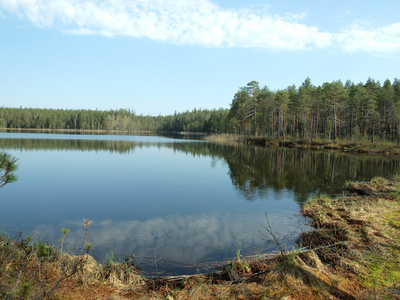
[389,219,400,229]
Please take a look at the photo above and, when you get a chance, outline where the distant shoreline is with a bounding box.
[2,129,400,156]
[0,127,156,134]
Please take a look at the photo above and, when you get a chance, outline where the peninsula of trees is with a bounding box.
[1,77,400,143]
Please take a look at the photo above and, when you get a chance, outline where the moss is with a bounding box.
[362,250,400,288]
[358,206,400,288]
[389,219,400,230]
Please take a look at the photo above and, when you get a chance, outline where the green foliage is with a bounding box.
[36,241,54,259]
[0,152,18,188]
[278,247,299,269]
[25,236,32,243]
[0,107,230,134]
[19,282,32,298]
[227,77,400,142]
[389,219,400,229]
[319,195,332,207]
[105,252,116,268]
[86,242,93,251]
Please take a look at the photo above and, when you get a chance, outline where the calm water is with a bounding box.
[1,132,399,275]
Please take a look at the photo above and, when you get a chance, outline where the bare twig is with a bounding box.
[8,256,27,300]
[262,213,284,254]
[283,213,310,227]
[37,259,47,297]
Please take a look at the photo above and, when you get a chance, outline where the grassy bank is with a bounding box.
[301,176,400,299]
[2,177,400,299]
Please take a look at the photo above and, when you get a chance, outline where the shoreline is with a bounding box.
[205,133,400,156]
[2,128,400,156]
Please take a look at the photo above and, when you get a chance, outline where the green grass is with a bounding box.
[362,249,400,288]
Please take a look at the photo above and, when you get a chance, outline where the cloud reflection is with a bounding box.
[32,211,308,272]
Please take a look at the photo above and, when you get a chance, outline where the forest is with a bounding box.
[1,77,400,143]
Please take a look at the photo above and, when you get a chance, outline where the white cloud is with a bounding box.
[0,0,333,50]
[0,0,399,53]
[337,22,400,53]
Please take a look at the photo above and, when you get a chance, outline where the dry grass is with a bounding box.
[203,133,242,143]
[0,233,143,299]
[301,176,400,299]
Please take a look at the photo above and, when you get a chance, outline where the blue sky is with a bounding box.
[1,0,399,116]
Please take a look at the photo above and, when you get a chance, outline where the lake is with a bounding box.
[0,132,399,276]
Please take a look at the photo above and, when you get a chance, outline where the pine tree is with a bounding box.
[0,152,18,188]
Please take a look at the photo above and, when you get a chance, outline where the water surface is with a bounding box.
[1,132,399,275]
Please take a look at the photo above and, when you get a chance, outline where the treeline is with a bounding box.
[0,108,139,131]
[159,108,229,133]
[228,78,400,143]
[1,77,400,142]
[0,107,229,133]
